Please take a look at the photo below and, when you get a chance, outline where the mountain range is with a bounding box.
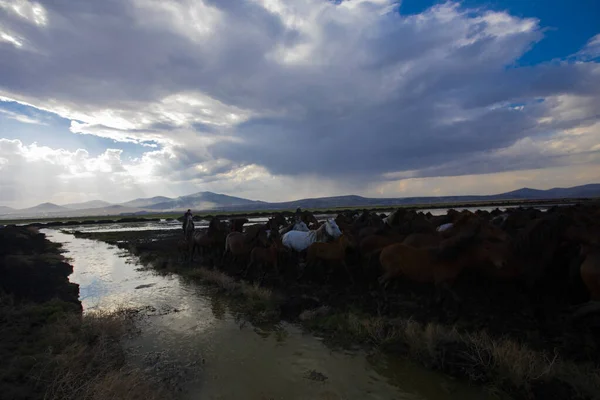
[1,184,600,219]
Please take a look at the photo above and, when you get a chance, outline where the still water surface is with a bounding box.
[43,229,496,400]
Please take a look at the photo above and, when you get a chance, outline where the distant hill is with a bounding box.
[6,202,68,218]
[65,205,144,217]
[2,184,600,219]
[0,206,14,215]
[62,200,113,210]
[20,202,67,213]
[496,184,600,200]
[3,204,146,219]
[215,184,600,211]
[145,191,267,211]
[121,196,173,208]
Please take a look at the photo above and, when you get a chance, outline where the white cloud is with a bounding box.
[0,107,45,124]
[0,0,47,26]
[0,0,599,206]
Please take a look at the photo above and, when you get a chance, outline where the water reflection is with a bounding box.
[43,229,495,400]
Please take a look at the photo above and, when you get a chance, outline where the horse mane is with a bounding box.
[314,222,330,242]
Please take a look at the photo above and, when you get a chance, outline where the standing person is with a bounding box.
[183,209,192,234]
[295,207,302,223]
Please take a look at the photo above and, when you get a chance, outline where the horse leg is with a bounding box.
[377,272,391,288]
[273,254,279,277]
[341,260,355,286]
[189,242,195,262]
[188,241,194,263]
[377,274,391,310]
[221,248,229,269]
[437,281,461,320]
[571,301,600,321]
[243,257,253,278]
[297,258,307,280]
[260,261,271,284]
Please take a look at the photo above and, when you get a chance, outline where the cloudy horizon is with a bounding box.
[1,0,599,209]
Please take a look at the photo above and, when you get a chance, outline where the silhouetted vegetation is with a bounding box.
[0,226,172,400]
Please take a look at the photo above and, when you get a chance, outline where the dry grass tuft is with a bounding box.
[36,308,172,400]
[303,311,600,399]
[184,267,274,302]
[0,300,173,400]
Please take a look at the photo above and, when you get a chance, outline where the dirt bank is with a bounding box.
[0,226,173,400]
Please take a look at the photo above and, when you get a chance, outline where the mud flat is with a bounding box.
[0,226,172,400]
[71,208,600,400]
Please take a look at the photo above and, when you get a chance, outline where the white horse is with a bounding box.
[278,220,310,236]
[436,222,454,232]
[282,219,342,252]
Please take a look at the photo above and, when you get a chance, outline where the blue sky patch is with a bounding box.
[0,100,159,158]
[400,0,600,65]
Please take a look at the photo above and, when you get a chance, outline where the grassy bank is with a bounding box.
[74,228,600,400]
[0,296,172,400]
[301,311,600,400]
[0,226,173,400]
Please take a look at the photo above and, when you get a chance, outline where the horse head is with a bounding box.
[325,219,342,239]
[271,213,287,228]
[184,214,194,229]
[293,221,310,232]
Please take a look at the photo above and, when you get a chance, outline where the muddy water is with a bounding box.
[44,229,496,400]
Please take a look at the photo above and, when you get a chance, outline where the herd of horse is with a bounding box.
[178,203,600,317]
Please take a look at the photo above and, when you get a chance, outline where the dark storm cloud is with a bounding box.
[1,0,599,184]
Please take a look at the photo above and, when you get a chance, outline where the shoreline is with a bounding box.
[0,226,174,400]
[1,197,594,226]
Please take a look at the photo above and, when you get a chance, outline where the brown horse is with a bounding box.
[270,213,288,228]
[571,226,600,301]
[229,217,249,233]
[177,237,192,262]
[244,216,285,242]
[357,226,379,240]
[378,223,509,303]
[245,237,284,278]
[402,233,441,249]
[566,241,600,320]
[191,218,228,264]
[359,233,405,264]
[507,213,577,285]
[384,209,435,235]
[222,229,269,270]
[306,234,355,283]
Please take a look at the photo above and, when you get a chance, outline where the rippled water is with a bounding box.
[43,229,496,400]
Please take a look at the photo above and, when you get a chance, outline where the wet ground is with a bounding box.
[43,229,497,400]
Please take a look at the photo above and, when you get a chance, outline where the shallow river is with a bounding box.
[44,229,496,400]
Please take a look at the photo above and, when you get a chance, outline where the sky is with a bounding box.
[0,0,599,208]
